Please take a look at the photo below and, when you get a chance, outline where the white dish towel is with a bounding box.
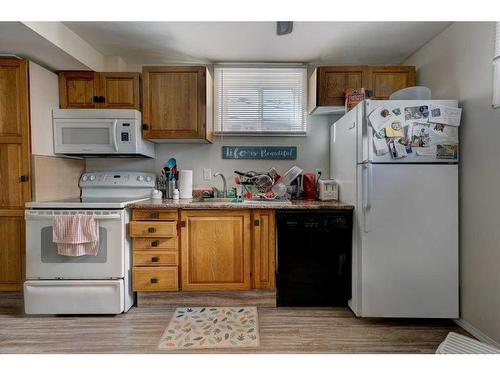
[52,214,100,256]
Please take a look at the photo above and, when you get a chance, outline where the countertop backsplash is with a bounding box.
[85,114,339,188]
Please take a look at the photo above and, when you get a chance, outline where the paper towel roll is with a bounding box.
[178,170,193,199]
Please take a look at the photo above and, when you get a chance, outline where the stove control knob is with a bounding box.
[137,175,144,182]
[89,175,96,181]
[146,176,152,182]
[81,175,88,182]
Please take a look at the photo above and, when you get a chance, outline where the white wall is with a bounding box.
[86,114,338,188]
[405,22,500,344]
[29,62,59,156]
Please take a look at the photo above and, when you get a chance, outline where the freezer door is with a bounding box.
[358,164,458,318]
[365,100,459,163]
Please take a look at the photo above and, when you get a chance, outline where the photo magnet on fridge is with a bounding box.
[369,106,395,132]
[405,105,429,121]
[385,121,404,137]
[436,144,459,159]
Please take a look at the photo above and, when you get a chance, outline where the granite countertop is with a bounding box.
[128,198,354,210]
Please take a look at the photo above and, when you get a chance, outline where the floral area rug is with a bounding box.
[158,307,260,350]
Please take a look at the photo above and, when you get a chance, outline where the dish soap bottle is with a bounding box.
[173,188,180,200]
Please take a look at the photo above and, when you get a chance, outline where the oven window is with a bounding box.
[61,127,110,145]
[41,227,107,263]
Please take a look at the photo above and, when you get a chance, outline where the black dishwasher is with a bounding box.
[276,209,353,307]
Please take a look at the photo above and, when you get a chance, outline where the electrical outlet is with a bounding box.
[203,168,212,181]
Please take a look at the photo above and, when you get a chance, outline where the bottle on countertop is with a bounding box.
[173,188,180,200]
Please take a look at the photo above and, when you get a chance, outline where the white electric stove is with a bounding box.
[24,171,155,315]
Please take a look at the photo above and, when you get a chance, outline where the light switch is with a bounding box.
[203,168,212,181]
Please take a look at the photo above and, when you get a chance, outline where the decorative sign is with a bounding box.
[222,146,297,160]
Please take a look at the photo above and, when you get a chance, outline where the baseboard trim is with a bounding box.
[137,289,277,308]
[454,318,500,348]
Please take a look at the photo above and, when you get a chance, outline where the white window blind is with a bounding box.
[493,22,500,108]
[214,66,307,135]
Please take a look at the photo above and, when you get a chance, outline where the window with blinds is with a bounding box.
[493,22,500,108]
[214,66,307,135]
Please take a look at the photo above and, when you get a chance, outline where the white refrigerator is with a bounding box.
[330,99,459,318]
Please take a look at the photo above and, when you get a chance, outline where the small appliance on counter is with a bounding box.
[318,179,339,201]
[302,172,318,200]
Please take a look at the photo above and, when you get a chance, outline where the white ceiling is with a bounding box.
[64,22,451,65]
[0,22,89,70]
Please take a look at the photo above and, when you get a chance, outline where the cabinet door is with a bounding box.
[318,66,368,106]
[252,210,276,289]
[98,72,140,110]
[59,71,97,108]
[369,66,416,99]
[142,66,206,140]
[180,210,251,291]
[0,58,30,291]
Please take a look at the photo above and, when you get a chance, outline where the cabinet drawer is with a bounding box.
[132,210,178,221]
[133,237,178,250]
[129,221,177,237]
[134,251,178,266]
[133,267,179,292]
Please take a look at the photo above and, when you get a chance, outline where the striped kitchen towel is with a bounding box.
[52,214,100,256]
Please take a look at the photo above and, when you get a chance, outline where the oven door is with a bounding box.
[25,210,126,279]
[53,118,119,154]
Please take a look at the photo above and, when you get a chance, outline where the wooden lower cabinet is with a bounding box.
[0,58,31,291]
[252,210,276,289]
[133,267,179,292]
[180,210,252,291]
[130,208,277,293]
[129,209,180,292]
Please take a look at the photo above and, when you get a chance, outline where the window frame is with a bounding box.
[214,64,308,136]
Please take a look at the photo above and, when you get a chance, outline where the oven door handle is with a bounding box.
[25,212,122,220]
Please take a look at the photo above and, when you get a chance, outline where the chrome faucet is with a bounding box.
[213,172,227,198]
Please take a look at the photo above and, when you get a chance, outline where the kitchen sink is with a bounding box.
[193,197,244,203]
[193,197,291,205]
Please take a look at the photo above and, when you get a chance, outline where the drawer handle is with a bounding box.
[148,227,156,233]
[150,278,158,284]
[151,240,159,247]
[149,212,159,219]
[151,257,159,262]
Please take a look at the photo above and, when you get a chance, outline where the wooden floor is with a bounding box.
[0,293,466,354]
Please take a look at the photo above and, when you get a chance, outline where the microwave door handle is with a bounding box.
[112,120,119,152]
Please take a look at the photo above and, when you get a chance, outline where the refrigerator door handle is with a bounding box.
[362,161,372,233]
[366,162,373,211]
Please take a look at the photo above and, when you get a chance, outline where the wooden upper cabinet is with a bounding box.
[369,66,416,99]
[180,210,251,291]
[59,71,140,110]
[308,65,416,114]
[142,66,213,142]
[317,66,369,106]
[98,72,140,109]
[59,71,96,108]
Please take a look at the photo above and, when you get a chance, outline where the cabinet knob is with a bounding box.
[148,227,156,233]
[151,257,159,263]
[151,240,159,247]
[93,95,99,103]
[20,175,29,182]
[254,219,260,227]
[99,96,105,103]
[150,278,158,284]
[149,212,159,219]
[142,124,149,130]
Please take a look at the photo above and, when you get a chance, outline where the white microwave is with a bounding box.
[53,109,155,158]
